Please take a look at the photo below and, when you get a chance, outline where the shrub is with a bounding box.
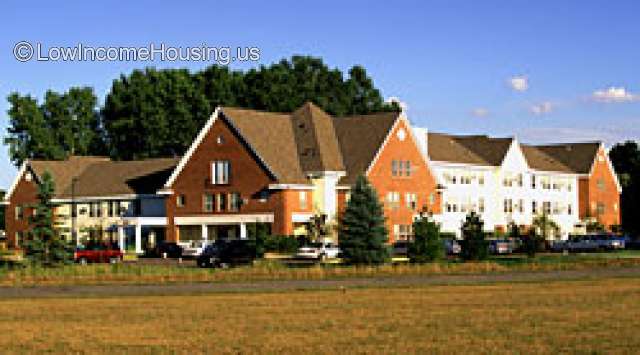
[408,213,443,263]
[460,212,488,261]
[262,235,299,254]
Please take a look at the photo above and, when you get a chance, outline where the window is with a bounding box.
[217,193,227,212]
[596,202,605,215]
[405,193,417,210]
[394,224,413,241]
[212,161,230,184]
[543,201,552,215]
[216,135,224,145]
[596,179,605,191]
[404,160,412,176]
[258,190,269,203]
[15,206,23,220]
[230,193,242,212]
[177,195,186,208]
[517,174,523,187]
[531,175,537,189]
[108,201,116,217]
[478,198,485,213]
[478,174,485,185]
[386,192,400,209]
[299,191,307,210]
[391,160,399,176]
[518,199,524,213]
[504,199,513,213]
[428,193,436,206]
[532,201,538,214]
[203,194,214,212]
[568,204,573,215]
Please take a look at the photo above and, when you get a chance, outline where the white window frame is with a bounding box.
[212,160,230,185]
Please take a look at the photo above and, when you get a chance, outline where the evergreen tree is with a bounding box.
[408,212,444,263]
[23,172,72,266]
[460,212,488,261]
[339,175,389,264]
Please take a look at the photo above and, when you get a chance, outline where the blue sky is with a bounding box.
[1,0,639,189]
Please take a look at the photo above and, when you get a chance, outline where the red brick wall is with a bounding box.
[165,116,312,241]
[366,119,441,243]
[580,147,621,228]
[5,170,39,248]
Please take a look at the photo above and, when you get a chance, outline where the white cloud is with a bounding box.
[592,86,638,103]
[471,107,489,117]
[508,75,528,92]
[530,101,554,115]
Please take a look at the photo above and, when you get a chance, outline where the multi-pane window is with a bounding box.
[543,201,552,215]
[596,202,605,215]
[386,191,400,209]
[212,160,230,184]
[518,199,524,213]
[504,199,513,213]
[478,198,485,213]
[531,175,537,189]
[203,194,214,212]
[404,160,411,176]
[230,193,242,212]
[391,160,399,176]
[15,206,23,220]
[405,193,417,210]
[394,224,413,241]
[568,204,573,215]
[532,201,538,214]
[299,191,308,210]
[392,160,411,177]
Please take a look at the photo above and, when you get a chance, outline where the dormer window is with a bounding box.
[212,161,230,184]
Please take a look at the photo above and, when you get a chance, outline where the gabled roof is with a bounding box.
[427,132,513,166]
[165,103,401,187]
[24,156,178,199]
[520,145,574,173]
[333,112,399,184]
[529,143,600,174]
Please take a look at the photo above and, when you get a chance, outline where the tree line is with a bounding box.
[5,56,398,165]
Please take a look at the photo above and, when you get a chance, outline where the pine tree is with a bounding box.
[339,175,389,264]
[23,172,72,266]
[408,212,444,263]
[460,212,488,261]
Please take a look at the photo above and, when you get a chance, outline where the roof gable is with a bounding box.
[427,132,512,166]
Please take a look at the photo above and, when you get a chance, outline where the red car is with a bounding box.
[74,245,123,264]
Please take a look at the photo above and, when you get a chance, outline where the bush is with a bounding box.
[460,212,488,261]
[262,235,299,254]
[408,213,443,263]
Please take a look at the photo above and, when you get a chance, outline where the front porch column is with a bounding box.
[201,224,208,241]
[240,222,247,239]
[118,226,125,252]
[135,224,143,254]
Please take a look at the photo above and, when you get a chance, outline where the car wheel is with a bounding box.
[109,257,119,264]
[79,258,88,265]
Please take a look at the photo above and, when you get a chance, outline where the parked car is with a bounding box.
[296,242,341,260]
[197,240,257,268]
[148,241,183,258]
[589,234,625,250]
[443,239,461,255]
[488,239,514,255]
[180,240,210,258]
[551,236,600,253]
[74,244,123,264]
[391,241,410,256]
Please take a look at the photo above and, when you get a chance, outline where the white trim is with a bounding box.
[364,113,401,176]
[268,184,314,190]
[156,189,174,195]
[174,213,274,225]
[3,161,28,203]
[122,216,168,226]
[164,107,221,188]
[336,185,351,190]
[292,212,314,223]
[162,107,278,190]
[51,194,164,203]
[598,143,622,193]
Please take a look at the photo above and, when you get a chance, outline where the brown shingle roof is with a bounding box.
[221,104,398,185]
[520,145,574,173]
[427,133,512,166]
[29,156,179,198]
[529,143,600,174]
[333,112,399,184]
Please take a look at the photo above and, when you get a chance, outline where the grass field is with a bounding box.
[0,277,638,353]
[2,251,640,287]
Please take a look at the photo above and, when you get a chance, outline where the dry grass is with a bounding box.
[2,256,640,287]
[0,278,639,353]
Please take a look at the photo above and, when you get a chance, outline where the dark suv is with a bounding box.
[197,240,257,268]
